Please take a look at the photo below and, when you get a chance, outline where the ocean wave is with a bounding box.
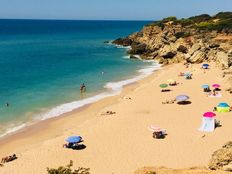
[0,61,161,138]
[0,123,26,138]
[123,55,130,59]
[37,91,119,120]
[115,45,131,50]
[39,62,160,120]
[105,62,161,91]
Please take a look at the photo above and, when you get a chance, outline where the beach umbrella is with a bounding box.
[217,102,230,107]
[201,84,209,89]
[203,112,216,118]
[159,83,168,88]
[202,64,209,67]
[148,125,162,132]
[184,73,192,77]
[66,136,82,143]
[216,102,230,113]
[167,79,175,83]
[212,84,220,88]
[175,95,189,101]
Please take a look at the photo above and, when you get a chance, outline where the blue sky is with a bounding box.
[0,0,231,20]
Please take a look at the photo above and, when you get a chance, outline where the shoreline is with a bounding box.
[0,62,231,174]
[0,48,160,139]
[0,62,164,148]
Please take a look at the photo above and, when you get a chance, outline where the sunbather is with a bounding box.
[153,130,167,139]
[1,154,17,163]
[101,110,116,116]
[63,142,74,148]
[162,100,175,104]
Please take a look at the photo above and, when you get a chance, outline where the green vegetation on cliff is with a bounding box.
[148,12,232,32]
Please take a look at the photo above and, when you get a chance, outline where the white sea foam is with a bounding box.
[0,61,161,138]
[0,123,26,138]
[116,45,131,50]
[123,55,130,59]
[37,91,119,120]
[105,62,161,91]
[39,62,160,121]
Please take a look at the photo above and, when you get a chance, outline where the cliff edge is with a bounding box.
[113,12,232,94]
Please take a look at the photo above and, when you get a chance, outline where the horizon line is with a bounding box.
[0,18,154,22]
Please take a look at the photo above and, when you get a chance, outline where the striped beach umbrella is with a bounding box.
[217,102,230,113]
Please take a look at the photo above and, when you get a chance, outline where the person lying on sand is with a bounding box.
[208,90,218,97]
[101,110,116,116]
[168,82,179,86]
[1,154,17,163]
[63,142,74,148]
[162,100,175,104]
[63,142,82,149]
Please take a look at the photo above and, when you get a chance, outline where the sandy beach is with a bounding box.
[0,63,231,174]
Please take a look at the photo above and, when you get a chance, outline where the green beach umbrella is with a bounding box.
[159,83,168,88]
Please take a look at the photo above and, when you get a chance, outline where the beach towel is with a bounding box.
[199,117,215,132]
[208,93,222,98]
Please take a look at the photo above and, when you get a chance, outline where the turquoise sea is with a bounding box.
[0,20,160,137]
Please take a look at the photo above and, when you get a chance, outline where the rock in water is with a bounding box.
[112,37,132,46]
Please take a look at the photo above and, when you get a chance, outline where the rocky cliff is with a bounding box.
[133,142,232,174]
[113,12,232,93]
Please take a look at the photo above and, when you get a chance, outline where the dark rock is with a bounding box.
[112,37,132,46]
[127,43,147,55]
[162,51,177,59]
[209,43,220,48]
[177,45,188,53]
[104,40,110,44]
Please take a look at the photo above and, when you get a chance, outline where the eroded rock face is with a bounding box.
[217,51,231,69]
[112,22,232,69]
[134,167,230,174]
[188,50,206,63]
[188,43,201,56]
[128,43,147,55]
[208,141,232,171]
[177,45,188,53]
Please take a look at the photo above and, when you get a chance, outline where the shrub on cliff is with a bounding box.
[215,12,232,19]
[162,16,177,23]
[47,160,90,174]
[189,14,212,23]
[175,32,191,39]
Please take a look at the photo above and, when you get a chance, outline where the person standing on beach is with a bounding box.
[80,83,86,93]
[5,102,9,107]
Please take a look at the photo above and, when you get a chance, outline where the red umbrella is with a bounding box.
[203,112,216,118]
[212,84,220,88]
